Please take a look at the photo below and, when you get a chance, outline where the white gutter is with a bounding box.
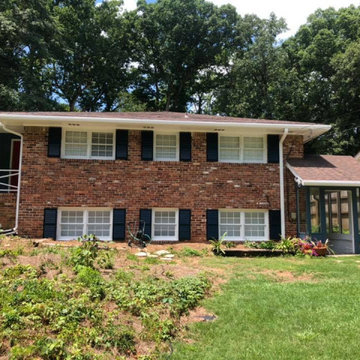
[297,180,360,187]
[279,128,289,239]
[0,123,23,232]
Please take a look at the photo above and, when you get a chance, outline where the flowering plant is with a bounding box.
[298,237,333,256]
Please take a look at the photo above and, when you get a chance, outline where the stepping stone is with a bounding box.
[147,254,158,258]
[135,252,148,257]
[164,254,175,258]
[155,250,170,256]
[160,257,173,261]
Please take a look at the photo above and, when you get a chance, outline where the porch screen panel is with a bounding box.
[310,187,321,233]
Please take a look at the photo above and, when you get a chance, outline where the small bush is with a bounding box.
[179,247,202,257]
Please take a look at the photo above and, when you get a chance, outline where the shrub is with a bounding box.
[70,236,99,269]
[179,247,202,257]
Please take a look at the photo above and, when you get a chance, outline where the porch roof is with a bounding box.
[287,155,360,187]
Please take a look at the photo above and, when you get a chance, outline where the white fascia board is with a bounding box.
[0,114,331,140]
[301,180,360,187]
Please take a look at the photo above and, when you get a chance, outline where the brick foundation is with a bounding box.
[0,193,16,230]
[17,127,304,241]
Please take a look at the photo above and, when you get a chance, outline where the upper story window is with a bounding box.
[219,135,266,163]
[62,130,115,159]
[154,133,179,161]
[219,210,268,241]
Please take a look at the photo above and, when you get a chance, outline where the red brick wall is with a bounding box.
[0,193,16,230]
[17,127,303,241]
[284,136,304,237]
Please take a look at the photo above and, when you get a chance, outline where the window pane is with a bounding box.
[91,132,113,158]
[60,210,84,238]
[243,137,264,162]
[244,212,266,238]
[219,136,240,162]
[153,210,177,238]
[219,211,241,238]
[87,210,111,237]
[155,135,177,160]
[64,131,88,157]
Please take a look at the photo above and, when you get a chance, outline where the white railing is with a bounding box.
[0,169,19,193]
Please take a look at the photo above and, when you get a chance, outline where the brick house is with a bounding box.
[1,112,360,253]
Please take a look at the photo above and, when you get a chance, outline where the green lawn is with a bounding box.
[170,256,360,360]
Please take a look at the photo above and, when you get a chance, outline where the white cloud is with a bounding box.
[119,0,358,38]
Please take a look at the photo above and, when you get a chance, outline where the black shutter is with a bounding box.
[43,208,57,239]
[206,209,218,240]
[180,132,191,162]
[141,131,153,161]
[140,209,152,237]
[116,130,128,160]
[48,127,62,158]
[267,135,280,163]
[206,133,218,162]
[269,210,281,240]
[179,209,191,240]
[113,209,126,240]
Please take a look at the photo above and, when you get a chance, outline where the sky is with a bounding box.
[120,0,359,37]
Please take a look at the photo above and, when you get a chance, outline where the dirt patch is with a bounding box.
[260,270,315,283]
[182,306,217,325]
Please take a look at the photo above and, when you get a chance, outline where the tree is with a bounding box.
[0,0,60,110]
[50,0,131,111]
[129,0,239,112]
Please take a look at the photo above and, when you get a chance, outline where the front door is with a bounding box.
[325,190,354,254]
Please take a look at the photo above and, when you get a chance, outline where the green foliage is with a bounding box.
[97,251,115,270]
[179,247,203,257]
[0,253,211,358]
[209,233,227,256]
[0,247,23,258]
[274,236,298,254]
[245,240,276,250]
[70,236,99,270]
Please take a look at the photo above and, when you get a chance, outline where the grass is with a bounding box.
[170,256,360,360]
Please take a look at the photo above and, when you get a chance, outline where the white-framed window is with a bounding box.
[57,208,112,241]
[152,208,178,241]
[62,129,115,160]
[219,209,268,241]
[219,135,266,163]
[154,133,179,161]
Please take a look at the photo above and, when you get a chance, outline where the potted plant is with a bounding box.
[312,239,333,256]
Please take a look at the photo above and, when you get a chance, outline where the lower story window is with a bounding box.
[152,209,178,241]
[219,210,268,241]
[58,208,112,241]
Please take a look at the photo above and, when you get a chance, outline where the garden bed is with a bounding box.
[223,248,284,257]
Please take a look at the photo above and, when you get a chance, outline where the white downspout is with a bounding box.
[279,128,289,239]
[1,123,23,232]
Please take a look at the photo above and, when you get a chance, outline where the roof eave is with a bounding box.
[0,114,331,142]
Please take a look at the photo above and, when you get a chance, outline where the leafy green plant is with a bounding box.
[179,247,203,257]
[97,251,115,269]
[209,233,227,256]
[225,241,236,249]
[274,236,298,254]
[70,235,99,269]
